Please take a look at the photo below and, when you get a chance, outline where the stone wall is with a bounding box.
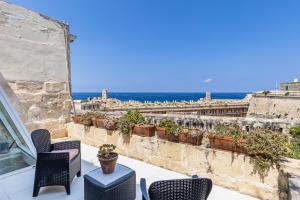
[140,113,300,134]
[67,122,300,200]
[247,95,300,119]
[0,1,73,136]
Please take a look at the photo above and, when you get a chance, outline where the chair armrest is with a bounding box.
[140,178,150,200]
[52,140,81,151]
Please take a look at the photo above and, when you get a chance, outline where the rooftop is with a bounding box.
[0,143,257,200]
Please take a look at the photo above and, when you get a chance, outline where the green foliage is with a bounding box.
[246,129,292,178]
[159,120,182,135]
[289,126,300,159]
[290,126,300,137]
[213,124,247,146]
[97,144,116,158]
[262,90,270,96]
[285,92,290,96]
[118,110,146,135]
[213,125,295,178]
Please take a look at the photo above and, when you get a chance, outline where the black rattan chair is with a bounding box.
[31,129,81,197]
[140,175,212,200]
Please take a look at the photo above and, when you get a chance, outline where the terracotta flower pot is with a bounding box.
[168,134,179,143]
[187,130,203,146]
[156,127,168,140]
[178,132,188,143]
[133,125,155,137]
[94,118,106,128]
[72,115,81,124]
[208,134,247,154]
[98,153,118,174]
[187,134,203,146]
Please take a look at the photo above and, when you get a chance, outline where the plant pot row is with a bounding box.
[71,115,117,130]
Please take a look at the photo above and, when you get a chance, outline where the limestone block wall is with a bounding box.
[67,122,300,200]
[247,95,300,119]
[0,1,73,135]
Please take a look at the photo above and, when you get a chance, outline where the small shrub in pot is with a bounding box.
[80,112,96,126]
[208,124,247,153]
[157,120,182,142]
[97,144,118,174]
[118,110,146,135]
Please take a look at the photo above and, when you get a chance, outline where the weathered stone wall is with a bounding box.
[247,95,300,119]
[140,113,300,134]
[67,122,300,200]
[0,1,73,136]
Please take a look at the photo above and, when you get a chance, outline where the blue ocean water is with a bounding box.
[72,92,248,102]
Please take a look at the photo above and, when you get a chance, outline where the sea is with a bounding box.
[72,92,249,102]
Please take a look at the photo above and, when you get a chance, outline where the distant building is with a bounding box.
[280,79,300,91]
[205,91,212,101]
[102,89,108,101]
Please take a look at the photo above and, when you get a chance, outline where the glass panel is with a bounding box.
[0,103,34,175]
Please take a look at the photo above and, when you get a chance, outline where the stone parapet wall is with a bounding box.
[142,113,300,134]
[67,122,300,200]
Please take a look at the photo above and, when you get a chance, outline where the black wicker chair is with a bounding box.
[31,129,81,197]
[140,175,212,200]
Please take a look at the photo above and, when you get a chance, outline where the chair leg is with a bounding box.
[32,185,40,197]
[65,184,70,195]
[76,170,81,177]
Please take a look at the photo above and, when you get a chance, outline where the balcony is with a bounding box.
[0,143,257,200]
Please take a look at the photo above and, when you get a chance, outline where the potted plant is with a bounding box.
[72,114,81,124]
[97,144,118,174]
[93,113,106,128]
[133,124,156,137]
[187,129,203,146]
[80,112,95,126]
[208,124,247,154]
[179,129,188,143]
[157,120,182,142]
[118,110,146,136]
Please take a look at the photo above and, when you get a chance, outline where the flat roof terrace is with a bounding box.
[0,144,257,200]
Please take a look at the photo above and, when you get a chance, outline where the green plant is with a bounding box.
[158,120,182,135]
[289,126,300,159]
[262,90,270,96]
[80,112,95,126]
[118,110,146,135]
[290,126,300,138]
[213,124,247,146]
[246,129,292,178]
[97,144,116,158]
[285,92,290,96]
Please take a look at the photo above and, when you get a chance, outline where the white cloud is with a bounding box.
[203,78,213,83]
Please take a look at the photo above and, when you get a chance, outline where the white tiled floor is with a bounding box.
[0,144,258,200]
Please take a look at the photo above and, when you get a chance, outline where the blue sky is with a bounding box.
[9,0,300,92]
